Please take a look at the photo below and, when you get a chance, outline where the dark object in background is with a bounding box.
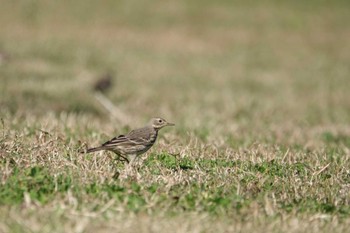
[93,73,113,93]
[92,72,130,125]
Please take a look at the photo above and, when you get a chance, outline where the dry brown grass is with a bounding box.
[1,0,350,232]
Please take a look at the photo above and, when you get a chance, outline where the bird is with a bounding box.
[83,117,174,164]
[93,73,113,93]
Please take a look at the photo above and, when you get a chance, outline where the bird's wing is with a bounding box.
[101,134,129,147]
[127,127,155,144]
[100,127,154,149]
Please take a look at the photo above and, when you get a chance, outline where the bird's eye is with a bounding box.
[158,119,163,123]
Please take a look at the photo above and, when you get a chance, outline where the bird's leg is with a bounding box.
[112,152,129,164]
[124,154,138,177]
[119,155,130,163]
[128,154,137,166]
[111,153,129,179]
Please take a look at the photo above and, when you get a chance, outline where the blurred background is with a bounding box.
[0,0,349,146]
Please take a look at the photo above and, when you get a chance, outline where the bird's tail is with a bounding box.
[81,146,104,154]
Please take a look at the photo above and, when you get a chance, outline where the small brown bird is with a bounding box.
[93,73,113,93]
[84,117,174,163]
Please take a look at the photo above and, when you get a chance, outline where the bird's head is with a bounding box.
[150,117,175,130]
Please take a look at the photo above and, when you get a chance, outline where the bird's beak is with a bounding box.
[167,122,175,126]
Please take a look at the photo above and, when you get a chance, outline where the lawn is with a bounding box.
[1,0,350,232]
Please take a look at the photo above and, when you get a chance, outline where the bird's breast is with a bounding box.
[149,131,158,144]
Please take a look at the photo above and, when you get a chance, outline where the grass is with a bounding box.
[1,0,350,232]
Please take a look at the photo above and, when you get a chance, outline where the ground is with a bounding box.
[0,0,350,232]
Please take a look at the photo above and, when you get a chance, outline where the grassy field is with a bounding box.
[1,0,350,232]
